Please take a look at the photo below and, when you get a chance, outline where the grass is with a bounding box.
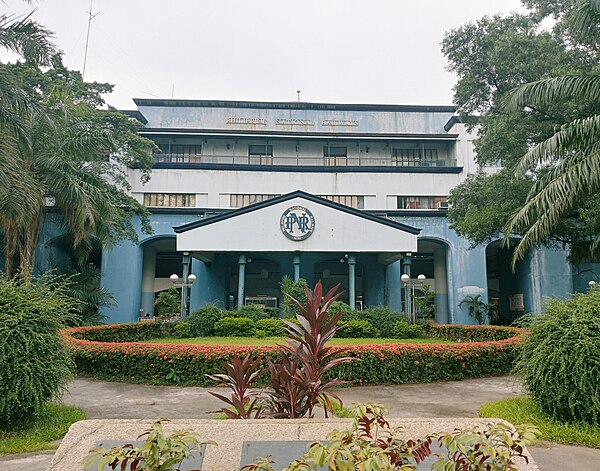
[142,336,453,346]
[480,397,600,449]
[0,403,87,454]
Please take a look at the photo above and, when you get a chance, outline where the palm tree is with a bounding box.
[0,10,55,66]
[503,0,600,264]
[1,82,150,280]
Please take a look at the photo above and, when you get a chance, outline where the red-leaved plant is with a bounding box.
[207,281,356,419]
[206,354,264,419]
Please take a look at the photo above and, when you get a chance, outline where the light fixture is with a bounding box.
[589,280,597,288]
[417,274,426,283]
[170,274,179,283]
[401,273,410,284]
[188,274,197,284]
[405,252,412,257]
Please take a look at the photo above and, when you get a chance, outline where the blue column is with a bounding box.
[237,254,246,309]
[403,254,412,321]
[293,254,301,281]
[348,254,356,310]
[181,252,190,318]
[140,247,156,318]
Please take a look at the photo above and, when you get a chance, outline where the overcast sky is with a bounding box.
[4,0,524,109]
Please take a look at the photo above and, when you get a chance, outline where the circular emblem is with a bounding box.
[280,206,315,241]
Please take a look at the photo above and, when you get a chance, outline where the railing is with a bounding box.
[153,153,458,167]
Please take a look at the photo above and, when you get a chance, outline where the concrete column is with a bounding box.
[433,248,449,324]
[403,254,412,320]
[140,247,156,318]
[348,254,356,310]
[293,255,301,281]
[181,252,190,318]
[237,254,246,309]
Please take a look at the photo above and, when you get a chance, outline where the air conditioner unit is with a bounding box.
[437,201,449,210]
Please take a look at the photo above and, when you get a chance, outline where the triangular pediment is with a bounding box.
[175,191,419,253]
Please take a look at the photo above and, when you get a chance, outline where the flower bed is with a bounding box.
[63,323,526,386]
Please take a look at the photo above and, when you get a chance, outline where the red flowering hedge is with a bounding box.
[63,323,526,386]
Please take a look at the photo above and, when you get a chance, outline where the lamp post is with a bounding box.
[170,273,197,318]
[401,273,426,324]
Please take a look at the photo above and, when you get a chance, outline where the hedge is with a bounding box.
[63,323,526,386]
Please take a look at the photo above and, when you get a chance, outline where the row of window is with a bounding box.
[143,193,447,210]
[155,144,446,167]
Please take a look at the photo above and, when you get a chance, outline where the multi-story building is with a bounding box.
[39,99,589,324]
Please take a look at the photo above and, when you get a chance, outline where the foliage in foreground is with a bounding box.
[0,273,75,425]
[480,397,600,449]
[0,403,86,454]
[208,281,354,419]
[242,403,540,471]
[65,322,524,386]
[515,288,600,425]
[85,419,215,471]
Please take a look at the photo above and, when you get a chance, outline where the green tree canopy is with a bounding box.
[0,58,155,279]
[443,0,600,263]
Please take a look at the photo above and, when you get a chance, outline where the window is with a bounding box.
[144,193,196,207]
[156,143,202,163]
[320,195,365,209]
[323,146,347,166]
[392,147,440,167]
[397,196,447,210]
[248,144,273,165]
[230,194,280,208]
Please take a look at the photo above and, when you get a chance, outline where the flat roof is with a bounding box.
[133,98,456,114]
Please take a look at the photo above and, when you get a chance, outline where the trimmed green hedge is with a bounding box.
[64,323,526,386]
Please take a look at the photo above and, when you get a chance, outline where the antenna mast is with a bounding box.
[82,0,100,80]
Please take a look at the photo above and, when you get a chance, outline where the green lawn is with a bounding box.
[142,336,453,346]
[480,397,600,448]
[0,404,87,454]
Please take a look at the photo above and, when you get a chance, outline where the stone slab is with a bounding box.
[49,418,539,471]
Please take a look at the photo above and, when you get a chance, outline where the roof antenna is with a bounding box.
[297,90,301,102]
[82,0,100,80]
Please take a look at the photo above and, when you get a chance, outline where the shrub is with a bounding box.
[329,300,354,320]
[174,321,193,338]
[236,305,278,322]
[154,287,180,319]
[254,318,285,337]
[0,274,75,425]
[280,276,308,317]
[214,317,255,337]
[515,289,600,425]
[187,304,227,336]
[392,320,422,339]
[64,323,526,386]
[337,320,380,338]
[361,306,405,338]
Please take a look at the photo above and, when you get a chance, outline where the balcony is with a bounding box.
[152,153,458,168]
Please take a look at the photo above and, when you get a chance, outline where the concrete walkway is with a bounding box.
[1,376,598,470]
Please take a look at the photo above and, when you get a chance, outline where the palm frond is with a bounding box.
[505,75,600,112]
[0,11,56,65]
[570,0,600,42]
[514,115,600,175]
[505,148,600,263]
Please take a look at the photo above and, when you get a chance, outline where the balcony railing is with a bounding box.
[153,153,458,167]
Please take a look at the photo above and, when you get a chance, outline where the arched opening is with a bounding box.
[414,239,450,323]
[140,236,182,317]
[314,259,364,307]
[229,257,282,308]
[485,240,529,324]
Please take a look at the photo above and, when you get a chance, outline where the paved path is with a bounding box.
[1,376,598,470]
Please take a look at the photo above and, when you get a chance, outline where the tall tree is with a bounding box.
[443,1,599,261]
[0,60,155,279]
[504,0,600,263]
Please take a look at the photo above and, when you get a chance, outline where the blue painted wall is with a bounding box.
[32,211,593,325]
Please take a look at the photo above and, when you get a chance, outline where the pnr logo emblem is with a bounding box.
[280,206,315,241]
